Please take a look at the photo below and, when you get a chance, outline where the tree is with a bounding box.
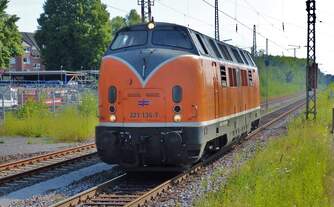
[111,9,141,37]
[111,16,126,37]
[35,0,112,70]
[126,9,141,26]
[0,0,23,69]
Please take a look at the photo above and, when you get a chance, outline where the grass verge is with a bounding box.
[0,92,98,142]
[195,87,334,207]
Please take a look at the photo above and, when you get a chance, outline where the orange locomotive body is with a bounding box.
[96,22,260,170]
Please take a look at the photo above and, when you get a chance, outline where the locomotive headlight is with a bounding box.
[147,22,155,30]
[173,114,182,122]
[109,114,117,122]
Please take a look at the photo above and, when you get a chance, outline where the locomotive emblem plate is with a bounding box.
[138,99,151,107]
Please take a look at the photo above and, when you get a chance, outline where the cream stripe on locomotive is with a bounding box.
[99,106,260,128]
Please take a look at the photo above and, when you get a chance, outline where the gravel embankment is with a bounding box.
[151,109,301,207]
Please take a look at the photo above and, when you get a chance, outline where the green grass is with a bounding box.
[195,87,334,207]
[0,92,98,142]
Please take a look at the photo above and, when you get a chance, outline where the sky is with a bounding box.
[5,0,334,74]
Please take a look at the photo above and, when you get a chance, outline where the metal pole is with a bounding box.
[1,94,5,122]
[332,108,334,134]
[140,0,145,22]
[265,38,269,111]
[215,0,220,41]
[52,90,56,113]
[306,0,317,120]
[148,0,152,22]
[252,25,257,58]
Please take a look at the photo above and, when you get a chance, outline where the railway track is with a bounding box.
[51,99,305,207]
[0,143,97,190]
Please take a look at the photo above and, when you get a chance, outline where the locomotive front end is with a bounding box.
[96,23,205,170]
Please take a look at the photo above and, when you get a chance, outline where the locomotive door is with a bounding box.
[213,64,220,118]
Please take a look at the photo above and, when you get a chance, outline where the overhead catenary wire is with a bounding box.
[200,0,288,51]
[105,4,129,14]
[155,0,214,27]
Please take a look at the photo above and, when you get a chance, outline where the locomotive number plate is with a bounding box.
[129,112,159,119]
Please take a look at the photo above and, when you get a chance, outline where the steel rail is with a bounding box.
[51,99,305,207]
[0,143,96,185]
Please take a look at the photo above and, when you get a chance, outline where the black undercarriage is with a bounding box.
[96,126,204,170]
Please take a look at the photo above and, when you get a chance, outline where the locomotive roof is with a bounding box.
[113,22,256,68]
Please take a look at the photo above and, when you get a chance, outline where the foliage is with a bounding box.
[0,0,23,69]
[256,55,328,99]
[111,9,141,37]
[35,0,112,71]
[0,92,98,142]
[195,87,334,207]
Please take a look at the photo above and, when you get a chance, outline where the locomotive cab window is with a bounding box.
[152,28,193,49]
[111,30,148,50]
[220,66,227,87]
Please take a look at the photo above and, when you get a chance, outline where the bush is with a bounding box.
[0,92,98,142]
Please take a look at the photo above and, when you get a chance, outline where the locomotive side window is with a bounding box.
[109,86,117,104]
[172,85,183,103]
[245,52,256,66]
[111,31,148,50]
[228,68,237,87]
[152,29,193,49]
[243,51,254,66]
[239,50,250,65]
[208,39,222,59]
[248,70,254,86]
[231,48,244,64]
[195,34,209,55]
[220,66,227,87]
[240,70,248,86]
[217,43,233,61]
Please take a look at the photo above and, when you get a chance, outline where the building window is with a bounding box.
[220,65,227,87]
[9,58,16,65]
[24,47,31,53]
[33,63,41,70]
[23,57,31,64]
[241,70,248,86]
[31,49,40,58]
[228,68,238,87]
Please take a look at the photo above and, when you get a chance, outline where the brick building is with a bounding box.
[9,32,45,71]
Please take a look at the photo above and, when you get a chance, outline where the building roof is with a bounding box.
[21,32,40,51]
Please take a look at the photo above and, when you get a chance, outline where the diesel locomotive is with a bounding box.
[96,22,260,170]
